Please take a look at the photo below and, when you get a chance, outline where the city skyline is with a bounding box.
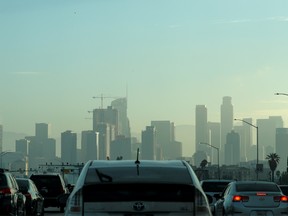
[1,1,288,143]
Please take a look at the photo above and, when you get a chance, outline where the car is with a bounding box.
[30,173,70,213]
[16,177,45,216]
[279,185,288,196]
[214,180,288,216]
[0,168,26,216]
[65,159,212,216]
[200,179,234,215]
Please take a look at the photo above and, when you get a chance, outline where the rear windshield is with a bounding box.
[85,167,192,184]
[280,186,288,195]
[16,179,29,188]
[201,181,231,192]
[236,183,280,192]
[83,183,195,202]
[30,175,62,189]
[0,174,7,187]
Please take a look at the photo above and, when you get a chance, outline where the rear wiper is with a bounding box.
[95,169,113,182]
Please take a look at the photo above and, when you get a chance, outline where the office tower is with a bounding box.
[0,125,2,153]
[81,130,99,162]
[15,139,29,156]
[141,126,156,160]
[110,135,132,160]
[233,125,246,162]
[95,123,110,160]
[92,106,118,160]
[61,130,77,164]
[44,138,56,162]
[35,123,50,140]
[225,130,240,165]
[111,98,131,138]
[151,120,173,160]
[257,116,283,160]
[195,105,210,166]
[93,106,118,136]
[220,96,234,165]
[275,128,288,172]
[208,122,221,165]
[175,125,195,157]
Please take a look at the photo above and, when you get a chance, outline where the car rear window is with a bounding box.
[83,183,195,202]
[0,174,7,187]
[16,179,29,188]
[30,175,62,189]
[201,181,231,192]
[85,167,192,184]
[280,186,288,195]
[236,183,280,192]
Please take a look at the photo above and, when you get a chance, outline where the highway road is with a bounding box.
[44,207,65,216]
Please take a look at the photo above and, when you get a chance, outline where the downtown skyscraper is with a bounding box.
[220,96,234,165]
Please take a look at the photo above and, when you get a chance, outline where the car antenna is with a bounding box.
[135,148,140,164]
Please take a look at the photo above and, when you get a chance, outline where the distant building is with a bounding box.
[276,128,288,173]
[195,105,210,166]
[110,135,132,160]
[111,98,131,138]
[61,130,77,164]
[257,116,283,160]
[225,130,240,165]
[141,126,156,160]
[208,122,221,165]
[0,125,3,153]
[15,139,29,156]
[81,130,98,162]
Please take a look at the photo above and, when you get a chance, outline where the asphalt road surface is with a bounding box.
[44,207,65,216]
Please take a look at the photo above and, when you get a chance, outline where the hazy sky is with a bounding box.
[1,0,288,139]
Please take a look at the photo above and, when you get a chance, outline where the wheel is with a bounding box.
[60,205,65,213]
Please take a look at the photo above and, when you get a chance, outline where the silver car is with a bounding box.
[65,159,212,216]
[214,181,288,216]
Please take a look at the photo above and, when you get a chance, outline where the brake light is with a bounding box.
[232,195,249,202]
[257,192,266,196]
[68,190,82,213]
[0,188,12,196]
[274,195,288,202]
[24,193,32,200]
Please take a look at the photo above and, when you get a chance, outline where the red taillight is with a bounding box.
[24,193,32,200]
[274,195,288,202]
[232,195,249,202]
[257,192,267,196]
[0,188,12,195]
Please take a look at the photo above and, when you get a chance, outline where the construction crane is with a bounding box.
[92,94,122,109]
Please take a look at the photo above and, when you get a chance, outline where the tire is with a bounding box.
[60,206,65,213]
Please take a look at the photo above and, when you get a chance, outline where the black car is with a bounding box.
[16,177,45,216]
[0,168,26,216]
[30,173,70,213]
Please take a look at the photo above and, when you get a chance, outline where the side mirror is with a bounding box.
[214,193,221,200]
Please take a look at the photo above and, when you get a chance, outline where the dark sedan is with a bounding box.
[16,178,45,216]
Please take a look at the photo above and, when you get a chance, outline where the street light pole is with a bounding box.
[234,118,259,180]
[199,142,220,180]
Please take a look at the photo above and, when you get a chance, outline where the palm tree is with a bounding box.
[266,153,280,182]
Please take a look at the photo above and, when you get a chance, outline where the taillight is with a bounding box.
[68,190,82,213]
[232,195,249,202]
[24,193,32,200]
[274,195,288,202]
[0,188,12,196]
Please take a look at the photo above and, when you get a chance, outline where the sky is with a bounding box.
[1,0,288,143]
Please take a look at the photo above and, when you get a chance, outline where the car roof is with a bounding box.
[88,159,189,168]
[201,179,234,183]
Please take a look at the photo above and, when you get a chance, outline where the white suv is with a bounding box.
[65,159,212,216]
